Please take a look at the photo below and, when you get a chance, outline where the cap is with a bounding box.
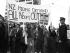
[60,17,65,21]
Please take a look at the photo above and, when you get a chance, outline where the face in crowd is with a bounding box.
[60,17,65,24]
[60,19,65,24]
[50,26,55,32]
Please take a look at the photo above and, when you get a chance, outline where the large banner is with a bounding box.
[6,0,49,23]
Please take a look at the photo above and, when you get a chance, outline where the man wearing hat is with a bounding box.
[58,17,68,53]
[60,17,65,25]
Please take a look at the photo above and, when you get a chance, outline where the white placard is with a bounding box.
[6,0,49,23]
[67,30,70,39]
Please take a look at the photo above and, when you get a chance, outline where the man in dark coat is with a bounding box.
[58,17,68,53]
[15,24,22,53]
[15,24,27,53]
[0,15,9,53]
[4,22,8,53]
[35,25,44,53]
[9,25,17,53]
[0,20,6,53]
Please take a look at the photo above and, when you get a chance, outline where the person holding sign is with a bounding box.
[48,23,57,53]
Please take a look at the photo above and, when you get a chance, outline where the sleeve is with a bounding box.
[25,32,28,44]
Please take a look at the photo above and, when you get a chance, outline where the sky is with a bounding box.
[48,0,70,28]
[0,0,70,28]
[0,0,6,17]
[42,0,70,28]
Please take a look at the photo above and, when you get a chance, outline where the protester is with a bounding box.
[15,24,23,53]
[35,25,44,53]
[57,17,68,53]
[47,25,57,53]
[22,24,28,53]
[0,15,8,53]
[1,14,70,53]
[9,23,17,53]
[4,21,8,53]
[26,23,35,53]
[43,26,49,53]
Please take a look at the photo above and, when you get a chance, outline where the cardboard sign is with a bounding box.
[6,0,49,23]
[67,30,70,39]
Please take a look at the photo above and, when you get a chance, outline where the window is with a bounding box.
[16,0,41,5]
[26,0,41,5]
[33,0,41,5]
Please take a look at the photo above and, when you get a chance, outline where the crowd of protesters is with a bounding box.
[0,14,70,53]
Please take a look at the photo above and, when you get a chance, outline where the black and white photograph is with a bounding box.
[1,0,70,53]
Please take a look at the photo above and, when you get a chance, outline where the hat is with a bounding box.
[60,17,65,21]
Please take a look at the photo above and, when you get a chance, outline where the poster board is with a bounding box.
[6,0,49,24]
[67,30,70,39]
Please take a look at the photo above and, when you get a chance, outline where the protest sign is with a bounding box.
[6,0,49,23]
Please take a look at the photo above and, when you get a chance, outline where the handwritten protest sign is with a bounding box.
[6,0,49,23]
